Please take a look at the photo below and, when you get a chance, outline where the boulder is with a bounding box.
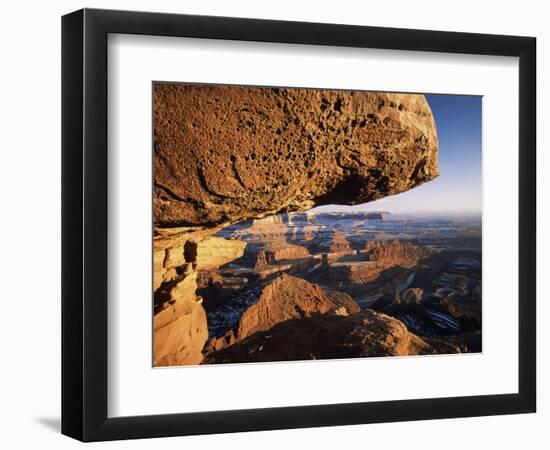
[154,84,438,227]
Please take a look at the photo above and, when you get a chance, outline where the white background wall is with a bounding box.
[0,1,546,448]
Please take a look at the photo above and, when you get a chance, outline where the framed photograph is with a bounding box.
[61,8,536,441]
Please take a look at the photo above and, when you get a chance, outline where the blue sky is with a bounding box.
[312,94,482,215]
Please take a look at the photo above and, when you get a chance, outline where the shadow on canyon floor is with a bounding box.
[189,212,483,364]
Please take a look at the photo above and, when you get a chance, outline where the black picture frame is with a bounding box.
[61,8,536,442]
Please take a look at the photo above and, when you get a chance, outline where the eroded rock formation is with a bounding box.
[313,229,354,254]
[318,240,430,286]
[153,233,246,366]
[152,84,440,366]
[372,287,481,338]
[154,84,438,227]
[205,274,360,352]
[154,271,207,366]
[254,241,311,267]
[204,309,461,364]
[362,239,431,264]
[186,237,246,271]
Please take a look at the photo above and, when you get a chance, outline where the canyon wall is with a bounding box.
[153,230,246,366]
[153,86,439,366]
[362,239,431,263]
[206,274,361,352]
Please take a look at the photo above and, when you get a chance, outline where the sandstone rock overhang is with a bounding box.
[153,84,439,227]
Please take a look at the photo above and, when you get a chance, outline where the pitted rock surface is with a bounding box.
[154,84,438,227]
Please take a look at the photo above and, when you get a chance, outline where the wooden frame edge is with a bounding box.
[61,8,537,442]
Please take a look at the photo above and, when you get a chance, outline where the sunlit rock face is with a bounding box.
[153,234,246,366]
[152,84,441,366]
[204,274,361,352]
[153,84,438,227]
[153,271,207,367]
[253,242,311,268]
[203,309,462,365]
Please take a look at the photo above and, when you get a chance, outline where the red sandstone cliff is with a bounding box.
[206,274,360,352]
[152,86,440,366]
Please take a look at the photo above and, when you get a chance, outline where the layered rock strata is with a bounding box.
[205,274,360,352]
[320,240,430,285]
[254,241,311,268]
[153,233,246,366]
[152,84,439,366]
[362,239,431,264]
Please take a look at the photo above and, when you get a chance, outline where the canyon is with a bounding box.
[152,84,481,367]
[197,213,481,364]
